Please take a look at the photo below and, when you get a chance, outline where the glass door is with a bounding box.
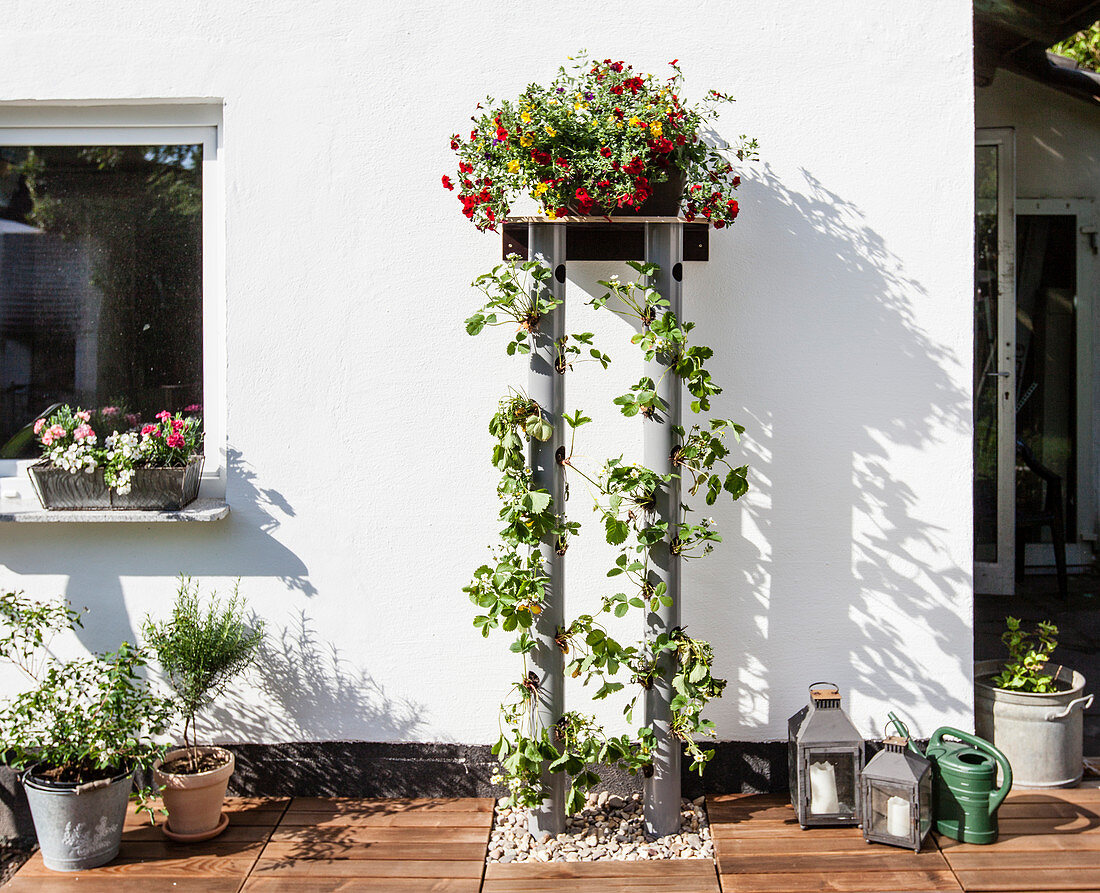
[975,129,1016,594]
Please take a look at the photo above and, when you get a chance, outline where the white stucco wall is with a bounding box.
[0,0,975,745]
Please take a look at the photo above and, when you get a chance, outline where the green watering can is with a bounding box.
[888,713,1012,845]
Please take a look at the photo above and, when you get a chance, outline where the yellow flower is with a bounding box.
[650,121,663,136]
[521,111,531,123]
[520,133,533,147]
[628,116,642,128]
[545,125,557,137]
[574,103,585,111]
[547,209,557,220]
[533,182,548,196]
[507,160,520,173]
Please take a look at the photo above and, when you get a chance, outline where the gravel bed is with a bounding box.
[486,791,713,863]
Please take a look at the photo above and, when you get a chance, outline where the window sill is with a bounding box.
[0,498,229,523]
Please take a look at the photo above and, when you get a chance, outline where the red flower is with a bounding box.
[676,135,686,145]
[714,220,726,229]
[496,125,509,141]
[727,199,740,218]
[600,146,612,158]
[470,129,478,140]
[596,179,611,188]
[652,137,674,154]
[670,59,679,66]
[487,209,496,222]
[556,207,568,216]
[450,136,460,150]
[484,177,493,186]
[610,84,623,95]
[531,149,551,165]
[555,158,570,169]
[610,62,623,72]
[442,175,455,191]
[623,156,644,176]
[574,187,594,213]
[732,175,741,187]
[167,432,185,449]
[459,162,473,174]
[624,77,644,94]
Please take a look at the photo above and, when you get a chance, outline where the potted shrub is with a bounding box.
[143,578,264,841]
[0,591,172,871]
[975,616,1094,788]
[443,53,757,230]
[28,405,203,510]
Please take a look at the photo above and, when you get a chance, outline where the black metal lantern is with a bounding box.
[860,722,933,851]
[788,683,865,828]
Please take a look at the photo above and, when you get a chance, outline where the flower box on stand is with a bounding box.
[29,455,203,511]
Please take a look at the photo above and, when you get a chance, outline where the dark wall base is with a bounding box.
[2,739,790,840]
[224,739,790,800]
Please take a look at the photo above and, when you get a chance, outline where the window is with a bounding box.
[0,107,224,498]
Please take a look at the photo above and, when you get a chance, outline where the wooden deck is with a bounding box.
[709,779,1100,893]
[4,781,1099,892]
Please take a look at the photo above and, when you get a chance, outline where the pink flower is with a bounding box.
[101,406,119,416]
[48,424,65,440]
[126,413,140,427]
[184,404,202,413]
[33,419,45,435]
[41,433,54,446]
[166,432,185,449]
[156,410,172,422]
[141,424,158,436]
[75,410,91,423]
[73,424,94,442]
[170,418,185,432]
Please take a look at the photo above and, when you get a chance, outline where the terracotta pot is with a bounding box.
[153,746,234,839]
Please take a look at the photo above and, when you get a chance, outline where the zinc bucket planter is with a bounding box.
[153,747,234,841]
[22,767,133,871]
[974,659,1094,788]
[28,455,203,510]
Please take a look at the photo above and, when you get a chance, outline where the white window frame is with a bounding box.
[0,104,225,499]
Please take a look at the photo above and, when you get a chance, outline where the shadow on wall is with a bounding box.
[695,164,971,753]
[0,448,315,654]
[204,610,434,796]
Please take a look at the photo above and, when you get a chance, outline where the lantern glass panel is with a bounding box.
[919,772,932,838]
[867,779,914,842]
[805,750,858,819]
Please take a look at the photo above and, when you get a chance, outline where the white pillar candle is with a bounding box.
[809,761,839,814]
[886,795,910,838]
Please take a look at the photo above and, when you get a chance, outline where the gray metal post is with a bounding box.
[527,223,566,840]
[643,221,684,838]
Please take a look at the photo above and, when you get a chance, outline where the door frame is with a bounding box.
[975,127,1017,595]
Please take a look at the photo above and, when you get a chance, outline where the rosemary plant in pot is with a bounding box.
[975,617,1093,787]
[0,592,172,871]
[143,578,264,841]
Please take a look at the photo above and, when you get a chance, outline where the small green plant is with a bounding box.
[0,591,171,784]
[142,578,264,774]
[992,616,1060,693]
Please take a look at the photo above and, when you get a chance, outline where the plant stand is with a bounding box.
[512,216,705,839]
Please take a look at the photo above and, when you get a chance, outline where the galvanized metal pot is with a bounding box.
[974,659,1094,788]
[28,455,203,510]
[22,767,133,871]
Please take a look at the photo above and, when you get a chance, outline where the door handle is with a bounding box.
[986,372,1010,378]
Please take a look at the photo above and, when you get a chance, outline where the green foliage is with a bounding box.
[992,616,1060,693]
[466,256,558,357]
[467,258,747,812]
[142,578,264,770]
[0,592,171,783]
[1052,22,1100,71]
